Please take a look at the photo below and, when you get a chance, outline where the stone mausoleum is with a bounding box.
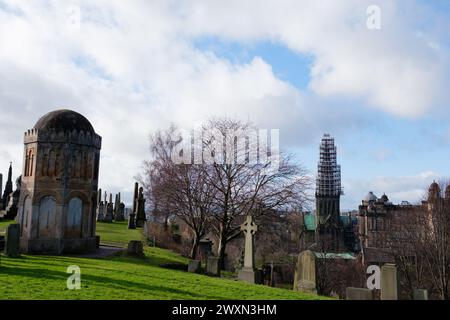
[17,109,102,254]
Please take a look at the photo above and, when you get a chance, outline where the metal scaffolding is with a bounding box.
[316,134,343,197]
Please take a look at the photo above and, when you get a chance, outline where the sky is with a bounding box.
[0,0,449,210]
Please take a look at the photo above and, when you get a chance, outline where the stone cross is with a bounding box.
[241,215,257,270]
[238,215,258,284]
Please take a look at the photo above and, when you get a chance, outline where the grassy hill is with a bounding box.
[0,220,328,300]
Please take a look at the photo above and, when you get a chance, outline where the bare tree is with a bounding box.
[422,185,450,300]
[141,125,214,259]
[199,118,312,270]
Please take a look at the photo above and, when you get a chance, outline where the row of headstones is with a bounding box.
[346,264,428,300]
[96,189,126,222]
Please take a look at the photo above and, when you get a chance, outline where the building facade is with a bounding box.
[17,109,102,254]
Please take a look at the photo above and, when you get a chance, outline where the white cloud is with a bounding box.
[0,0,448,206]
[343,171,439,208]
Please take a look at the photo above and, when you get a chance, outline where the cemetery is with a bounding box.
[0,109,448,301]
[0,218,327,300]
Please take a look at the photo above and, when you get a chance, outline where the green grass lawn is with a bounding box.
[0,219,15,235]
[96,221,143,247]
[0,247,326,300]
[0,220,328,300]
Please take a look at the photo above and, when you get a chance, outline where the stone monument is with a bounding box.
[206,256,220,276]
[4,223,20,257]
[346,287,374,300]
[104,193,114,223]
[114,193,125,221]
[16,109,102,254]
[381,263,398,300]
[2,163,13,210]
[237,215,258,284]
[96,188,104,221]
[294,250,317,294]
[136,186,146,227]
[413,289,428,300]
[4,176,21,220]
[127,240,144,257]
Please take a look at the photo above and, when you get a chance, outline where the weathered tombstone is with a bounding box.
[4,224,20,257]
[294,250,317,294]
[96,189,104,221]
[127,240,144,257]
[346,287,374,300]
[381,263,398,300]
[413,289,428,300]
[254,269,264,285]
[113,193,125,222]
[238,215,258,284]
[116,202,125,222]
[128,212,136,229]
[188,260,201,273]
[198,239,213,263]
[206,256,220,276]
[97,201,105,221]
[104,193,114,223]
[136,187,146,227]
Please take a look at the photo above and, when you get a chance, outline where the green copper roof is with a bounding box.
[314,252,356,260]
[304,214,316,231]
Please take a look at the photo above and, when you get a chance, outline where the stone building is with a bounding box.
[16,109,102,254]
[358,191,421,265]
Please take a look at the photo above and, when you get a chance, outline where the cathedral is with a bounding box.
[16,109,102,254]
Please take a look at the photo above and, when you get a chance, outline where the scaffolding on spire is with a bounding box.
[316,134,343,197]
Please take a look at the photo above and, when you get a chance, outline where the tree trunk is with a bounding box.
[217,227,228,274]
[190,234,200,260]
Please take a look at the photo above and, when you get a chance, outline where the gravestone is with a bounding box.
[346,287,374,300]
[104,194,114,223]
[127,240,144,257]
[206,256,220,276]
[136,187,146,227]
[198,239,213,263]
[128,212,136,229]
[4,176,21,220]
[96,189,104,221]
[238,215,258,284]
[4,223,20,257]
[116,203,126,222]
[188,260,201,273]
[294,250,317,294]
[254,269,264,285]
[114,193,125,222]
[97,201,105,221]
[413,289,428,300]
[381,263,398,300]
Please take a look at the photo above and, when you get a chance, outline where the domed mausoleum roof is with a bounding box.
[429,181,440,194]
[34,109,95,134]
[364,191,378,202]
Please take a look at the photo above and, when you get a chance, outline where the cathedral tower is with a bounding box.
[315,134,344,252]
